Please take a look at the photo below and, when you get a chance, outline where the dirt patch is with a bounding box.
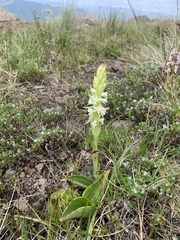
[128,15,152,24]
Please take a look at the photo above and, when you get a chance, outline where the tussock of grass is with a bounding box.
[0,7,179,240]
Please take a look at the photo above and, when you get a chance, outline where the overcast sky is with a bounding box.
[25,0,179,15]
[7,0,176,16]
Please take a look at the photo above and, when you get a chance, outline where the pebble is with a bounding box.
[35,163,44,173]
[38,178,47,191]
[59,151,67,162]
[19,171,25,178]
[14,196,28,212]
[5,169,16,178]
[26,167,35,176]
[112,120,132,130]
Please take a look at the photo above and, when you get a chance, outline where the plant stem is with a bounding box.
[92,151,100,179]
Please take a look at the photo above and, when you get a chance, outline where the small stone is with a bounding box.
[61,181,70,189]
[112,120,132,130]
[26,168,35,176]
[32,198,44,211]
[38,178,47,192]
[14,197,28,212]
[19,171,25,178]
[59,151,67,162]
[35,163,44,173]
[5,169,16,178]
[38,178,47,185]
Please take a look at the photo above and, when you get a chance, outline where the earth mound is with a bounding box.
[0,7,22,29]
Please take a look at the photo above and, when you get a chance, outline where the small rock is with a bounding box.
[61,181,70,189]
[38,178,47,191]
[112,120,132,130]
[38,178,47,185]
[19,171,25,178]
[32,198,44,211]
[5,169,16,178]
[111,60,123,72]
[76,23,89,31]
[26,167,35,176]
[14,197,28,212]
[35,163,44,173]
[59,151,67,162]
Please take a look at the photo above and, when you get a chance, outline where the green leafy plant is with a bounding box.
[60,170,110,240]
[48,188,79,225]
[60,171,110,221]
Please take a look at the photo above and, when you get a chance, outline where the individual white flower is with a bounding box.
[141,188,145,194]
[101,92,108,98]
[100,92,108,104]
[100,97,107,104]
[143,171,148,176]
[96,105,107,116]
[99,118,104,125]
[162,124,169,130]
[132,188,137,194]
[87,107,95,116]
[90,95,100,105]
[88,99,93,105]
[91,121,97,128]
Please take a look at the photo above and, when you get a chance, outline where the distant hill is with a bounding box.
[1,0,62,21]
[1,0,85,21]
[1,0,173,22]
[81,4,173,20]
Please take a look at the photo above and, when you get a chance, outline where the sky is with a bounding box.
[78,0,178,15]
[24,0,179,16]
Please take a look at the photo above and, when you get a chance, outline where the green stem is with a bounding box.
[92,152,100,179]
[86,208,98,240]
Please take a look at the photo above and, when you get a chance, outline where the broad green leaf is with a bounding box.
[61,175,94,188]
[83,170,110,205]
[59,197,95,222]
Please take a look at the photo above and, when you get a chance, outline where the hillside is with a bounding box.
[0,6,22,29]
[0,6,19,21]
[1,0,85,21]
[1,0,61,21]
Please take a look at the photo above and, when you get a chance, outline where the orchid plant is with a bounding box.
[87,65,108,178]
[48,66,110,234]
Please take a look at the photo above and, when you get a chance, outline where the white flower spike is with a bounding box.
[87,65,108,178]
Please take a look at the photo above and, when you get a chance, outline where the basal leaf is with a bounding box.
[82,170,110,205]
[59,197,95,221]
[61,175,94,188]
